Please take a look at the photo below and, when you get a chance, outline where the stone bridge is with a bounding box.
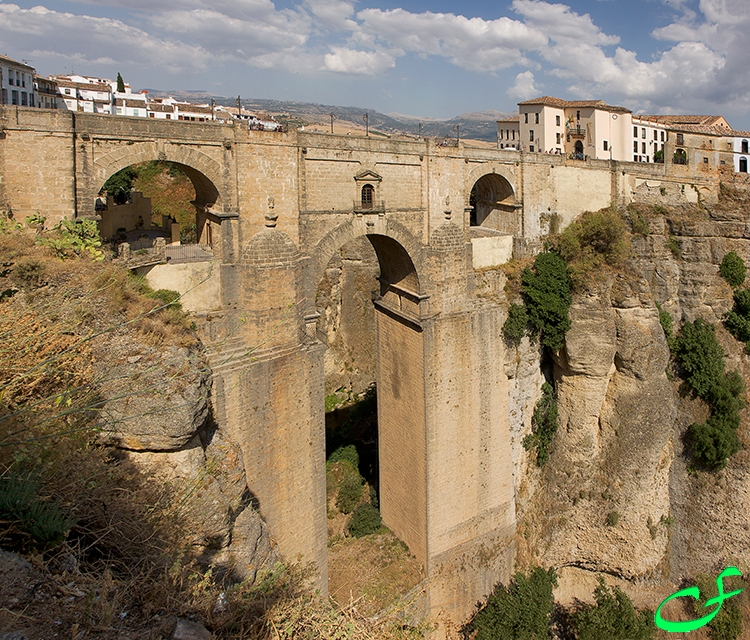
[0,106,720,633]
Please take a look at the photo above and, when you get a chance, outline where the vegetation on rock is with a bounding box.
[467,567,557,640]
[674,319,744,469]
[571,578,655,640]
[348,503,382,538]
[503,302,529,347]
[521,251,572,351]
[720,251,746,289]
[557,207,630,285]
[523,382,559,466]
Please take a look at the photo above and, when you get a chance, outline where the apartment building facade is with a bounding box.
[0,54,36,107]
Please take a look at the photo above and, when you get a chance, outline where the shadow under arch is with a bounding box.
[469,172,517,233]
[310,218,423,302]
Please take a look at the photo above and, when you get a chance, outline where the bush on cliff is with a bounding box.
[467,567,557,640]
[522,252,572,351]
[557,208,630,285]
[720,251,746,289]
[674,319,744,469]
[571,578,655,640]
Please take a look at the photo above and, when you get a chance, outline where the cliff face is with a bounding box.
[516,201,750,592]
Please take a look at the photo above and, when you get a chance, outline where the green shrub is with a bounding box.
[503,303,528,347]
[720,252,746,288]
[572,578,655,640]
[523,382,558,466]
[674,319,726,399]
[347,503,382,538]
[689,416,741,469]
[467,567,557,640]
[521,252,572,351]
[693,573,744,640]
[724,311,750,343]
[655,302,675,351]
[606,511,619,527]
[557,208,630,279]
[38,218,104,261]
[0,471,75,545]
[628,210,650,236]
[674,319,744,468]
[328,444,359,470]
[336,470,363,514]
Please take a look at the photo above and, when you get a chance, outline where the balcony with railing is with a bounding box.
[566,124,586,138]
[353,199,385,213]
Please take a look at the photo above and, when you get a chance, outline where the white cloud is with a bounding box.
[512,0,619,46]
[507,71,538,99]
[305,0,357,32]
[0,4,209,72]
[355,8,546,72]
[323,46,395,74]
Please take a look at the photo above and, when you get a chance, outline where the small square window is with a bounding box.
[603,141,609,151]
[704,157,709,164]
[529,145,534,152]
[556,115,560,126]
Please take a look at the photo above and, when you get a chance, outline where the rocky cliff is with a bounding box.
[514,198,750,603]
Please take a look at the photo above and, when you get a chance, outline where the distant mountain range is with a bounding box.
[145,89,513,143]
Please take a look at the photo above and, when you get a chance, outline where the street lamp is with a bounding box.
[453,123,460,144]
[363,112,369,137]
[211,98,216,121]
[330,112,337,134]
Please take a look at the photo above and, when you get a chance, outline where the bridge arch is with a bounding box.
[311,217,423,299]
[89,142,226,214]
[467,168,519,235]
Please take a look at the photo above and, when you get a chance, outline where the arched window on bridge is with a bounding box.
[742,139,749,154]
[361,184,374,209]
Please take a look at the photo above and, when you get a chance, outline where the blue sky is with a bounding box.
[3,0,750,128]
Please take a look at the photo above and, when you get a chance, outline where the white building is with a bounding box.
[0,54,37,107]
[516,96,633,160]
[497,115,520,150]
[730,131,750,173]
[51,74,114,113]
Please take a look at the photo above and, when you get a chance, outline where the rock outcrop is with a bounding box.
[518,202,750,592]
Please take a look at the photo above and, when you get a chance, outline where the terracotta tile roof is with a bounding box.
[635,115,732,135]
[497,115,520,123]
[0,54,34,71]
[116,98,148,108]
[517,96,631,113]
[177,104,213,114]
[148,103,174,113]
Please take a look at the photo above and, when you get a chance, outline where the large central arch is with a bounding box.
[310,219,428,562]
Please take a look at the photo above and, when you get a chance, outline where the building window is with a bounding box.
[633,126,638,137]
[29,95,34,107]
[149,112,155,118]
[361,184,374,209]
[556,115,561,126]
[677,133,684,145]
[704,157,709,164]
[641,128,646,139]
[742,140,749,154]
[524,113,528,124]
[535,112,539,124]
[11,90,18,105]
[642,142,646,154]
[556,133,561,144]
[603,141,609,151]
[529,130,534,141]
[8,76,13,86]
[661,131,665,142]
[576,110,580,121]
[529,145,534,152]
[20,92,27,106]
[741,157,748,173]
[512,130,515,140]
[654,130,658,140]
[634,141,638,153]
